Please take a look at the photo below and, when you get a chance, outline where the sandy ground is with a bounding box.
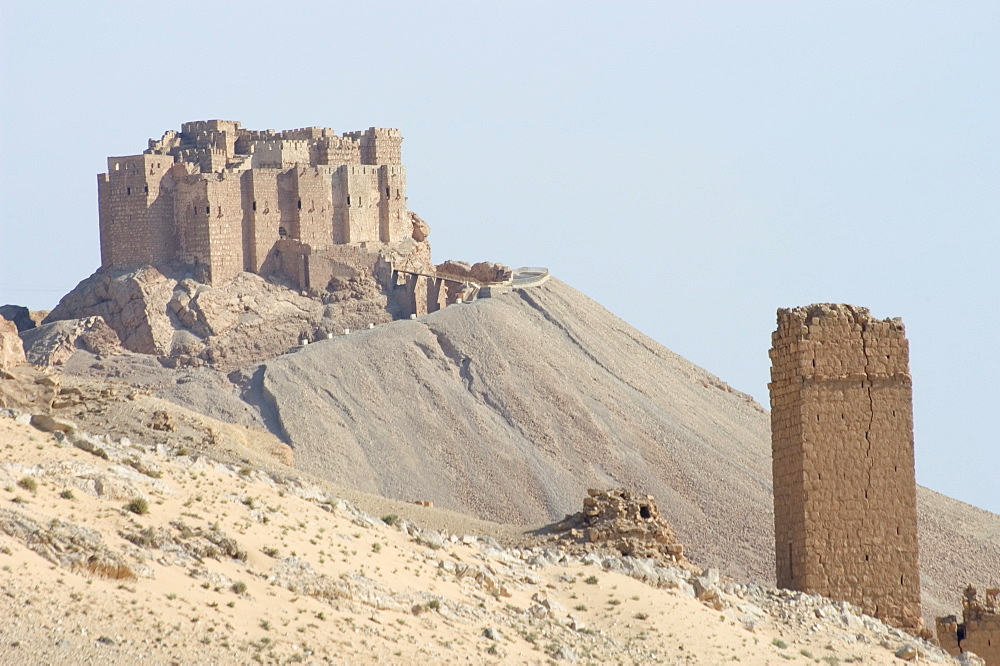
[0,414,961,665]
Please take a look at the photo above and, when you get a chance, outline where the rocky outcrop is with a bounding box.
[410,211,430,242]
[435,260,512,284]
[539,489,689,568]
[0,305,35,332]
[44,266,401,371]
[20,316,124,367]
[435,260,472,278]
[0,315,27,372]
[0,365,60,411]
[469,261,513,284]
[45,266,177,354]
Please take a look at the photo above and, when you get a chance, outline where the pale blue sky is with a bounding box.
[2,2,997,513]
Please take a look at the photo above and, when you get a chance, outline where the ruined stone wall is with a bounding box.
[937,587,1000,664]
[769,304,921,631]
[172,173,246,282]
[305,244,382,292]
[271,239,310,291]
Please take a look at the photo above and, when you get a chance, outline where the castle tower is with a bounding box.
[377,165,407,242]
[347,127,402,165]
[768,304,921,630]
[98,154,176,269]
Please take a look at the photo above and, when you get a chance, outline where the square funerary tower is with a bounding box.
[769,304,921,631]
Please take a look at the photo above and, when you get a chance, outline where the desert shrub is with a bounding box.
[231,581,247,594]
[76,558,137,581]
[381,514,399,526]
[59,489,74,500]
[17,477,37,493]
[125,498,149,515]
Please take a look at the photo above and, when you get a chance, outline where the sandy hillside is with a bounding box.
[218,279,998,624]
[0,410,965,665]
[47,278,1000,627]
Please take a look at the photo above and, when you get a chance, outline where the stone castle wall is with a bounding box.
[98,154,177,268]
[769,304,921,631]
[99,121,414,290]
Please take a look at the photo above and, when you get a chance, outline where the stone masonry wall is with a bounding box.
[377,165,408,242]
[769,304,921,631]
[99,154,176,268]
[294,167,335,250]
[937,586,1000,665]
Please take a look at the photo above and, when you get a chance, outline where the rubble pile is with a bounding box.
[541,488,688,567]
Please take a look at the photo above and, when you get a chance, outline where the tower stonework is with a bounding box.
[768,304,921,631]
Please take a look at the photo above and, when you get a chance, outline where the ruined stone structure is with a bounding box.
[98,120,420,291]
[768,304,922,631]
[938,586,1000,665]
[540,489,688,569]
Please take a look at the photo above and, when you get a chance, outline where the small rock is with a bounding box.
[30,414,77,433]
[894,643,918,661]
[419,529,445,550]
[482,627,502,641]
[553,645,578,662]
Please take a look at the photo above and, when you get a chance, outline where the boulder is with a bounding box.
[410,211,430,242]
[0,315,26,372]
[894,643,919,661]
[0,305,35,332]
[435,260,472,279]
[469,261,513,284]
[30,413,78,433]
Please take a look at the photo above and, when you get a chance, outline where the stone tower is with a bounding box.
[768,303,921,630]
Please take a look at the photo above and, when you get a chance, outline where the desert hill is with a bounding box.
[38,277,1000,627]
[0,407,960,664]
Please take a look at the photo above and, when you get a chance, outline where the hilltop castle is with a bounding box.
[98,120,426,291]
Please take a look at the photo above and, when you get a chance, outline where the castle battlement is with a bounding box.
[99,120,412,287]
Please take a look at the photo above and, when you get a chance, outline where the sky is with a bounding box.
[1,2,998,514]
